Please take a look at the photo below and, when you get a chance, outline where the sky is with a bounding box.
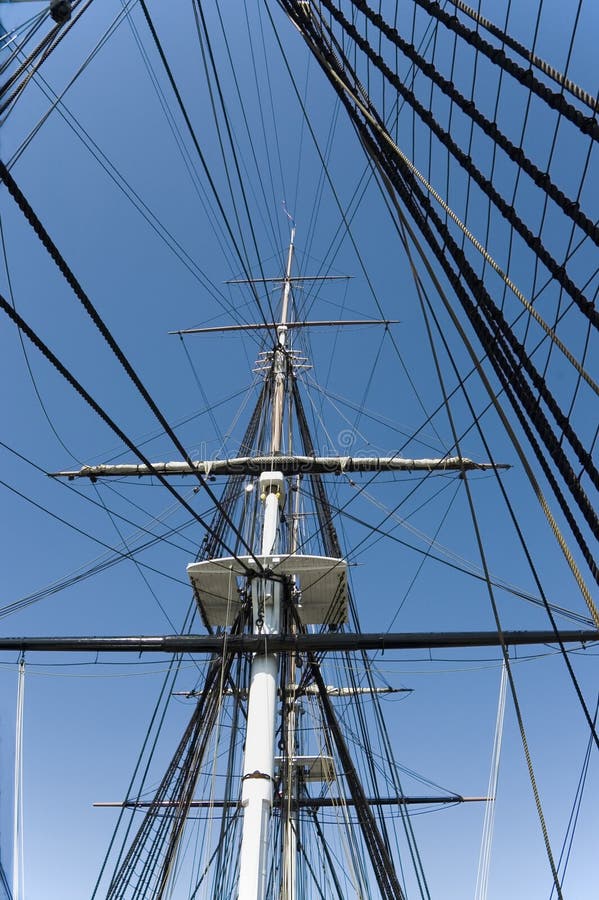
[0,1,597,898]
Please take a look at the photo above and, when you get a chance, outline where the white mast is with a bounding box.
[12,656,25,900]
[237,229,295,900]
[281,474,302,900]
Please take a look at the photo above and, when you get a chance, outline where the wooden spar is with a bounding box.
[93,795,489,810]
[52,454,509,479]
[225,275,352,284]
[168,319,397,335]
[0,630,596,653]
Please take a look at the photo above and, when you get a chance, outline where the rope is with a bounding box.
[446,0,599,113]
[391,208,599,736]
[307,11,598,388]
[12,656,26,900]
[369,132,599,532]
[374,148,599,585]
[0,0,95,122]
[475,661,507,900]
[0,162,260,570]
[320,0,598,324]
[0,289,252,572]
[404,0,599,138]
[321,58,598,604]
[285,2,599,574]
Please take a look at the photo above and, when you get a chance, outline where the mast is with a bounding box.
[282,474,302,899]
[237,229,295,900]
[49,235,525,898]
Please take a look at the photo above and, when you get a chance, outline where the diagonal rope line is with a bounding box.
[0,162,261,569]
[0,288,254,572]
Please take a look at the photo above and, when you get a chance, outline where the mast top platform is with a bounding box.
[187,553,348,629]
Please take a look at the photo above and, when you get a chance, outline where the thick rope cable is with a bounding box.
[401,0,598,138]
[0,9,50,75]
[446,0,599,113]
[347,103,599,508]
[0,289,253,572]
[339,0,599,258]
[313,43,598,617]
[287,15,599,767]
[392,207,599,743]
[341,136,599,598]
[345,83,599,531]
[370,129,599,518]
[0,0,94,121]
[366,153,598,618]
[0,0,91,112]
[318,0,598,325]
[306,4,598,392]
[0,163,261,569]
[285,4,599,558]
[371,142,599,579]
[0,14,60,100]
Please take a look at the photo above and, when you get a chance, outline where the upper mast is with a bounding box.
[270,226,295,454]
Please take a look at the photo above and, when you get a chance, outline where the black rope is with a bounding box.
[403,0,598,138]
[405,225,599,750]
[0,8,50,78]
[371,152,599,579]
[0,288,253,572]
[296,33,599,582]
[370,130,599,520]
[307,644,405,900]
[287,15,599,578]
[0,161,260,568]
[136,0,276,339]
[0,0,93,119]
[446,0,599,113]
[0,15,60,100]
[287,1,599,542]
[106,640,240,899]
[320,0,599,257]
[371,127,599,556]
